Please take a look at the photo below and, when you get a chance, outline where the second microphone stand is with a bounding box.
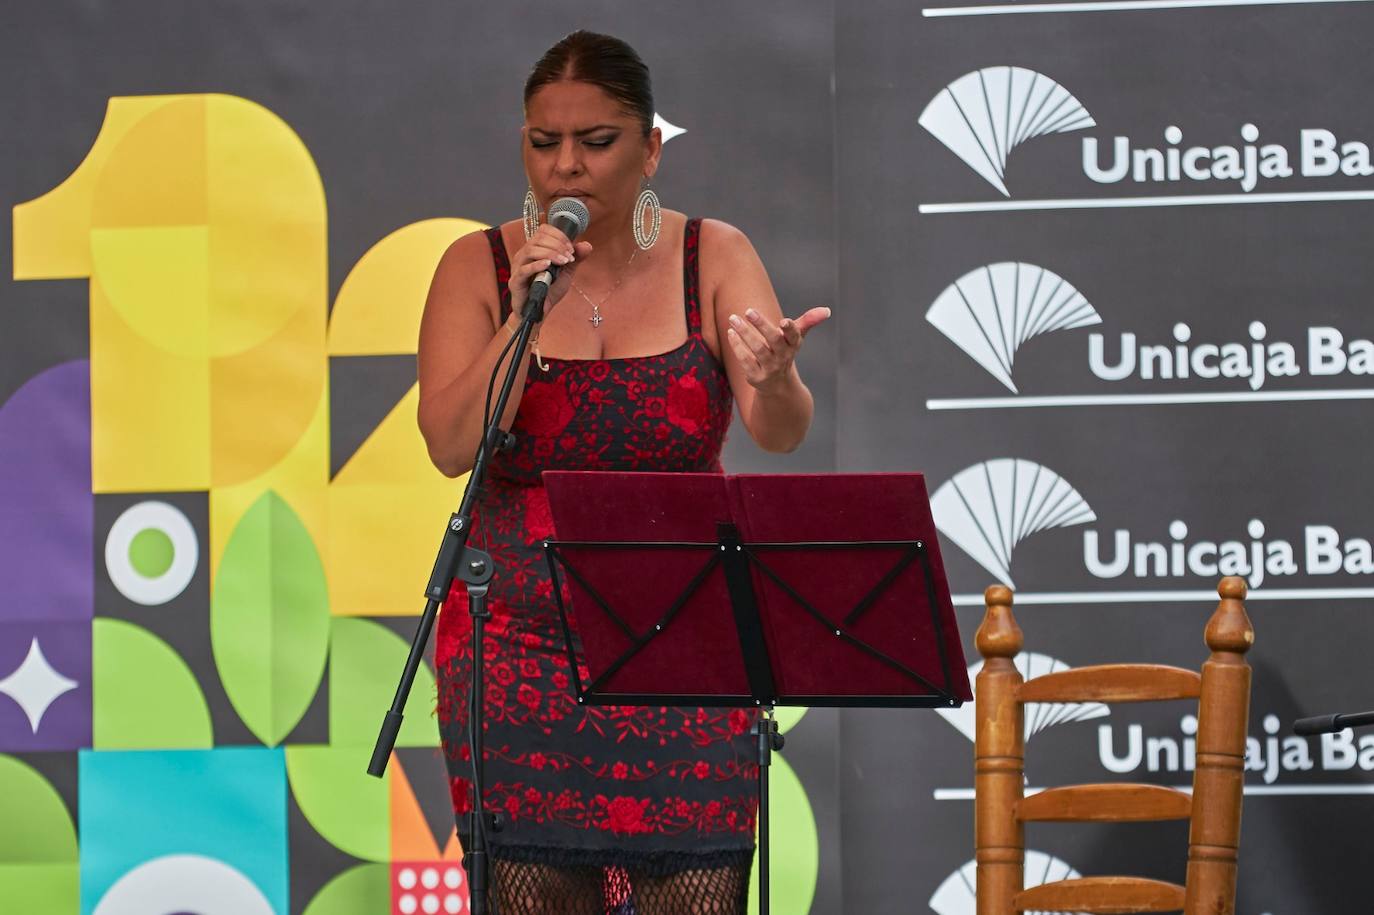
[1294,708,1374,735]
[367,288,548,915]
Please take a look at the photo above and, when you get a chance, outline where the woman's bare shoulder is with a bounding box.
[434,220,518,273]
[426,221,518,330]
[696,218,764,285]
[697,217,758,259]
[431,220,522,300]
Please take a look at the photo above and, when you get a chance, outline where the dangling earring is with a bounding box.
[523,187,540,240]
[632,184,661,251]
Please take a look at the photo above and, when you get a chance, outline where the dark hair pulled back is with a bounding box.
[524,31,654,137]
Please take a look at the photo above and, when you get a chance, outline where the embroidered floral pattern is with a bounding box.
[447,776,757,838]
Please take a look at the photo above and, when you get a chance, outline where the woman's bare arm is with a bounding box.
[417,232,532,477]
[702,219,829,454]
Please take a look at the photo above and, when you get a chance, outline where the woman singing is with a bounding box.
[418,30,829,915]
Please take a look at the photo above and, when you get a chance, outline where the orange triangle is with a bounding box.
[389,754,441,860]
[441,827,464,861]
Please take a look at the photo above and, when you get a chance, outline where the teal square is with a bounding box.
[78,748,287,914]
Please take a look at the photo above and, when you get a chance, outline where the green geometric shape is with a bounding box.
[747,752,818,915]
[212,490,330,746]
[128,527,175,578]
[0,863,78,914]
[775,706,809,736]
[0,756,78,913]
[91,618,213,748]
[0,755,77,862]
[301,863,390,915]
[286,745,390,861]
[330,617,437,748]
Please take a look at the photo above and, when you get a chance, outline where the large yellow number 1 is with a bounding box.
[13,92,481,618]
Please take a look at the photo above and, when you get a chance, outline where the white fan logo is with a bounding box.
[935,652,1110,744]
[927,262,1102,392]
[920,67,1095,196]
[929,850,1089,915]
[930,458,1096,587]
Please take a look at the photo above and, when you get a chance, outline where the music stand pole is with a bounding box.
[755,707,784,915]
[367,297,546,915]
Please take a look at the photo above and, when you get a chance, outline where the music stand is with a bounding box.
[541,471,971,914]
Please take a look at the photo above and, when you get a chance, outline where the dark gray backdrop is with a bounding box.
[7,0,1370,912]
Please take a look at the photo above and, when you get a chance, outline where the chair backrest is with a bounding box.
[974,576,1253,914]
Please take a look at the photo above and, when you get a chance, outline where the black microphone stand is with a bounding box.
[368,281,551,915]
[1294,709,1374,735]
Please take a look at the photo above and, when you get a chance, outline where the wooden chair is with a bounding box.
[974,576,1254,914]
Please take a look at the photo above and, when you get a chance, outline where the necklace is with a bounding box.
[572,249,637,328]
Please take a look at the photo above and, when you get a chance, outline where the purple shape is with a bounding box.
[0,619,91,751]
[0,360,92,622]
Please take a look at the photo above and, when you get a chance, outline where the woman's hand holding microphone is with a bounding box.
[506,223,594,327]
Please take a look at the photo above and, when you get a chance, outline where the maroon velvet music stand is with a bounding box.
[541,471,971,914]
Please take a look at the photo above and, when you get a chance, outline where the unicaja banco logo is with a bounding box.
[927,287,1374,406]
[926,262,1102,392]
[930,458,1096,586]
[922,68,1374,203]
[919,66,1096,197]
[1084,123,1374,192]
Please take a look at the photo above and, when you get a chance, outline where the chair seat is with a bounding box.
[1015,876,1186,913]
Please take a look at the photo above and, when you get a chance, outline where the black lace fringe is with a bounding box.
[489,842,755,878]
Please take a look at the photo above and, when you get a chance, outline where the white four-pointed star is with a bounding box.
[0,638,79,733]
[653,113,687,143]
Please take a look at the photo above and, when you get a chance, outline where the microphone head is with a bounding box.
[546,197,590,239]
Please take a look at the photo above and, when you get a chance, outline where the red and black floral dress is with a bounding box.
[436,219,759,903]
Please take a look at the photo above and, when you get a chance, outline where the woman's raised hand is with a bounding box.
[726,305,832,392]
[508,223,594,319]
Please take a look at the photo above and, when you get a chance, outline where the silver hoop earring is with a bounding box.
[523,187,540,240]
[632,186,661,251]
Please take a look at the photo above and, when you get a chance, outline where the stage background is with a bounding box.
[3,1,1370,913]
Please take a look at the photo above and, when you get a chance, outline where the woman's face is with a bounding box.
[522,80,661,232]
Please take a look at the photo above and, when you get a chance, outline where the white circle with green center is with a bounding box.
[105,501,198,605]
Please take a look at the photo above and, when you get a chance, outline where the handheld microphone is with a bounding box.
[525,197,590,321]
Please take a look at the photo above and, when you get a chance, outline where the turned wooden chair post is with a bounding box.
[1184,576,1254,915]
[975,584,1025,915]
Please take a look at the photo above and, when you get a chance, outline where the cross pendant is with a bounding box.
[588,308,603,328]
